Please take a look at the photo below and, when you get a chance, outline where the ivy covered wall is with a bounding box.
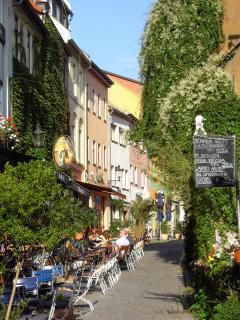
[133,0,240,317]
[12,17,68,158]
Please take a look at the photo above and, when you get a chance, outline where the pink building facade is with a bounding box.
[129,145,151,202]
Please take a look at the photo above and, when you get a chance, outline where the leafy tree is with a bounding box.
[0,160,98,249]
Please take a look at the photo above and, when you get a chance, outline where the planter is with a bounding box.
[161,233,168,241]
[175,233,182,240]
[54,302,74,320]
[234,248,240,263]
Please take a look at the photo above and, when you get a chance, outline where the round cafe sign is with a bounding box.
[53,136,74,169]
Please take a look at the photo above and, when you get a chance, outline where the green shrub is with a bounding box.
[190,289,209,320]
[213,295,240,320]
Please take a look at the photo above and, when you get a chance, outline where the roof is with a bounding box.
[67,39,91,67]
[89,62,114,87]
[105,70,143,95]
[29,0,43,13]
[109,105,138,124]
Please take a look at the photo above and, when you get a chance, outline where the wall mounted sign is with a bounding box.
[193,135,237,188]
[53,136,74,169]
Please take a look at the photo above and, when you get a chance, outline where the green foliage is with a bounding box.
[129,198,154,225]
[12,17,68,158]
[190,289,209,320]
[213,295,240,320]
[109,219,129,238]
[160,220,169,234]
[111,198,124,211]
[0,160,98,249]
[134,0,223,151]
[135,0,240,316]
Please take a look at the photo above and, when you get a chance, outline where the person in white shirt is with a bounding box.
[116,229,130,247]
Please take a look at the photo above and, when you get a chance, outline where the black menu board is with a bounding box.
[193,135,237,188]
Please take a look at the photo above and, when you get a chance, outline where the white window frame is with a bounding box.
[111,124,117,142]
[119,127,125,146]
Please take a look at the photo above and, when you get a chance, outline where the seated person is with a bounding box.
[70,231,90,255]
[87,230,102,249]
[99,230,112,245]
[116,229,130,248]
[125,229,135,248]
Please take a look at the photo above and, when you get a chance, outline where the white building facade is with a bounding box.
[110,107,133,220]
[0,0,12,117]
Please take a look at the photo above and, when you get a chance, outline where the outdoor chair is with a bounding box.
[16,276,39,299]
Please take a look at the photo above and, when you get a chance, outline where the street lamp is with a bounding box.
[32,121,45,148]
[109,165,124,184]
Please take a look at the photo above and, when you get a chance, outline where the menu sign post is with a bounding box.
[193,135,237,188]
[193,134,240,237]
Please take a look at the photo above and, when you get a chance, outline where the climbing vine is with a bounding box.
[134,0,240,317]
[12,17,68,159]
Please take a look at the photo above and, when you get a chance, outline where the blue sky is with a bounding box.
[70,0,153,80]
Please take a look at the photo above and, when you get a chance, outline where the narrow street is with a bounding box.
[82,240,195,320]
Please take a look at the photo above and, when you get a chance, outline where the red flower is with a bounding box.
[7,117,12,123]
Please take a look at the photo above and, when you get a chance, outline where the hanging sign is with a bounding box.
[53,136,74,169]
[193,135,237,188]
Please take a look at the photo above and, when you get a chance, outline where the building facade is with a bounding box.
[80,62,113,230]
[0,0,12,117]
[110,107,133,221]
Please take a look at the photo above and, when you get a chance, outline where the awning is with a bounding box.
[56,172,89,198]
[77,181,126,199]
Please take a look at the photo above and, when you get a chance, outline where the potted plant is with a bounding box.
[175,222,183,240]
[161,221,169,240]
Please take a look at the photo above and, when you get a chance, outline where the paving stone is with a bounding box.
[79,240,195,320]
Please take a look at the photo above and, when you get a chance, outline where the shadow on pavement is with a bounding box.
[144,240,184,265]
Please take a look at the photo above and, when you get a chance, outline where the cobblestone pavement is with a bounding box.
[78,240,195,320]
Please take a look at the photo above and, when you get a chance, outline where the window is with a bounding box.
[97,143,101,167]
[111,124,117,142]
[119,127,125,145]
[87,84,90,109]
[122,169,126,189]
[92,90,96,113]
[130,165,133,184]
[72,64,79,97]
[135,167,138,185]
[0,42,3,86]
[0,0,3,25]
[56,4,61,21]
[125,170,129,190]
[14,15,19,58]
[103,146,107,169]
[111,166,115,184]
[87,137,90,162]
[104,98,107,121]
[26,30,32,72]
[141,171,145,188]
[97,94,101,117]
[92,140,96,165]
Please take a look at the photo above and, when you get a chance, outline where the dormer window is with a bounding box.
[52,0,70,29]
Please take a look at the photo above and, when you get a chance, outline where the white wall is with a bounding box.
[110,111,131,203]
[0,0,12,117]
